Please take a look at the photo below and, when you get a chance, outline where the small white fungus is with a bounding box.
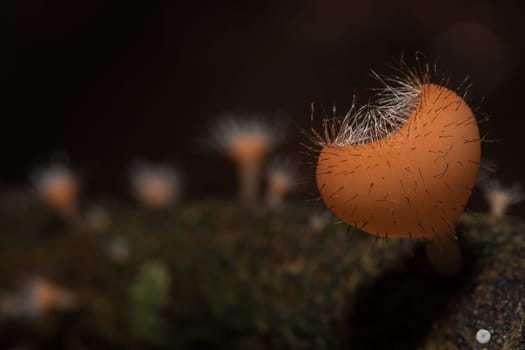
[476,329,491,344]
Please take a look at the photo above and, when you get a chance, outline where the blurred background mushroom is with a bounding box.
[129,162,182,209]
[265,157,296,209]
[210,116,282,204]
[480,179,524,219]
[31,161,80,220]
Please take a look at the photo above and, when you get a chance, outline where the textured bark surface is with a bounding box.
[424,214,525,350]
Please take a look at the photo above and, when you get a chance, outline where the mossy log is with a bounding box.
[0,201,523,349]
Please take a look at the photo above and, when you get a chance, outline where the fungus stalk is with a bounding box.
[424,234,463,277]
[310,64,481,276]
[240,159,261,204]
[229,138,267,204]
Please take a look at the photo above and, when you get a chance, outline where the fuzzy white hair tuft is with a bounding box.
[305,56,472,147]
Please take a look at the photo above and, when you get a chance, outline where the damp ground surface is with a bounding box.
[0,200,523,349]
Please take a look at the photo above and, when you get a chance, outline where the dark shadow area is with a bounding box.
[346,242,471,350]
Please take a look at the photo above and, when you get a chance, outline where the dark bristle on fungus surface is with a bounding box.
[312,63,481,276]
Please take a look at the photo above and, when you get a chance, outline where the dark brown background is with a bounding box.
[1,0,523,215]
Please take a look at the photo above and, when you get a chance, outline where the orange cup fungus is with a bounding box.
[313,68,481,276]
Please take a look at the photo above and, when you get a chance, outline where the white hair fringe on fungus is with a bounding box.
[306,56,474,148]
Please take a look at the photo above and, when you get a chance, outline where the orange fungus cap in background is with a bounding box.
[316,84,481,239]
[228,136,269,164]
